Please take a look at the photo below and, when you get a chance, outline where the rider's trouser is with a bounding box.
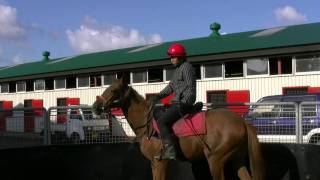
[154,103,192,141]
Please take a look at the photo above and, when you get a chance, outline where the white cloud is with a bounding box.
[274,6,308,24]
[12,54,24,64]
[0,4,25,39]
[66,16,162,53]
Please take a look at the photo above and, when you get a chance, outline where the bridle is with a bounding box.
[100,86,155,139]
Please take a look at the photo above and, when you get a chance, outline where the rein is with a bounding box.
[105,86,155,140]
[129,104,155,139]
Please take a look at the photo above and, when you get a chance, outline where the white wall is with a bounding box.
[0,73,319,109]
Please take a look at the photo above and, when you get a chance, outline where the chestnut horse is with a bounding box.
[92,78,264,180]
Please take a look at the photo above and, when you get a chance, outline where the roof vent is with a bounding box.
[209,22,221,37]
[42,51,50,61]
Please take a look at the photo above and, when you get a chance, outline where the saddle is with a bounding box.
[152,102,206,137]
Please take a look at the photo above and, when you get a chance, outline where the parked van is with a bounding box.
[245,93,320,144]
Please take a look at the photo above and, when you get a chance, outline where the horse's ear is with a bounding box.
[96,96,106,103]
[119,76,129,86]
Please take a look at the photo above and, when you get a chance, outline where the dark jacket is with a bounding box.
[159,61,196,105]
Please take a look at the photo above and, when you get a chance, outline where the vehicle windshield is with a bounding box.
[83,110,94,119]
[251,98,281,113]
[70,110,82,120]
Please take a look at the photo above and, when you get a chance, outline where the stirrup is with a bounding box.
[154,152,176,161]
[154,144,176,161]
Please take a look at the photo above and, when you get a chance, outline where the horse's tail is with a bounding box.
[246,123,265,180]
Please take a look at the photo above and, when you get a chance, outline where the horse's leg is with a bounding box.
[237,166,252,180]
[151,160,168,180]
[205,141,241,180]
[205,148,227,180]
[206,155,226,180]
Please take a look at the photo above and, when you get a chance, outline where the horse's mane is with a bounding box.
[128,86,148,105]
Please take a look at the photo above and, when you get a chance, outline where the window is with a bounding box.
[16,81,26,92]
[250,97,282,116]
[269,56,292,75]
[34,80,45,91]
[282,95,317,117]
[55,78,66,89]
[24,99,33,117]
[57,98,67,115]
[45,78,54,90]
[9,82,16,93]
[83,109,93,119]
[204,63,222,78]
[225,61,243,78]
[78,76,89,87]
[148,68,163,83]
[283,87,308,95]
[70,110,82,120]
[26,80,34,92]
[103,73,117,85]
[66,76,76,89]
[90,75,102,87]
[296,55,320,73]
[24,99,32,107]
[117,71,130,84]
[207,91,227,104]
[0,83,9,93]
[192,64,201,80]
[246,58,268,76]
[132,70,147,83]
[165,67,174,81]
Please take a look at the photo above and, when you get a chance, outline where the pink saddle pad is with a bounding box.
[152,112,206,137]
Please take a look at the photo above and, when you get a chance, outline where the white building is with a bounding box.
[0,22,320,110]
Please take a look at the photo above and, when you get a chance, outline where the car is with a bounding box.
[245,93,320,144]
[49,106,110,143]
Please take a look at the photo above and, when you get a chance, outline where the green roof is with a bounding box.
[1,22,320,80]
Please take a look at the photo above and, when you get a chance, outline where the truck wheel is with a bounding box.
[71,133,80,144]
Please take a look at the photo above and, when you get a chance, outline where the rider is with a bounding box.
[153,43,197,160]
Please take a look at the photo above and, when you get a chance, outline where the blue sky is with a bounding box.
[0,0,319,66]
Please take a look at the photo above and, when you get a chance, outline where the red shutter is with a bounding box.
[0,101,13,132]
[3,101,13,109]
[160,93,176,105]
[308,87,320,93]
[67,98,80,106]
[32,99,43,116]
[226,90,250,116]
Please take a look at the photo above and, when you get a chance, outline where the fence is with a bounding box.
[0,102,320,149]
[0,107,46,149]
[47,106,134,145]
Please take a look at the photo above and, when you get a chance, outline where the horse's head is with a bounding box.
[92,77,129,115]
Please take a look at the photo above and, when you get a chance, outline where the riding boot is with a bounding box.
[155,139,176,160]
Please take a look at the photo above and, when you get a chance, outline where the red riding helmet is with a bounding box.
[167,43,186,57]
